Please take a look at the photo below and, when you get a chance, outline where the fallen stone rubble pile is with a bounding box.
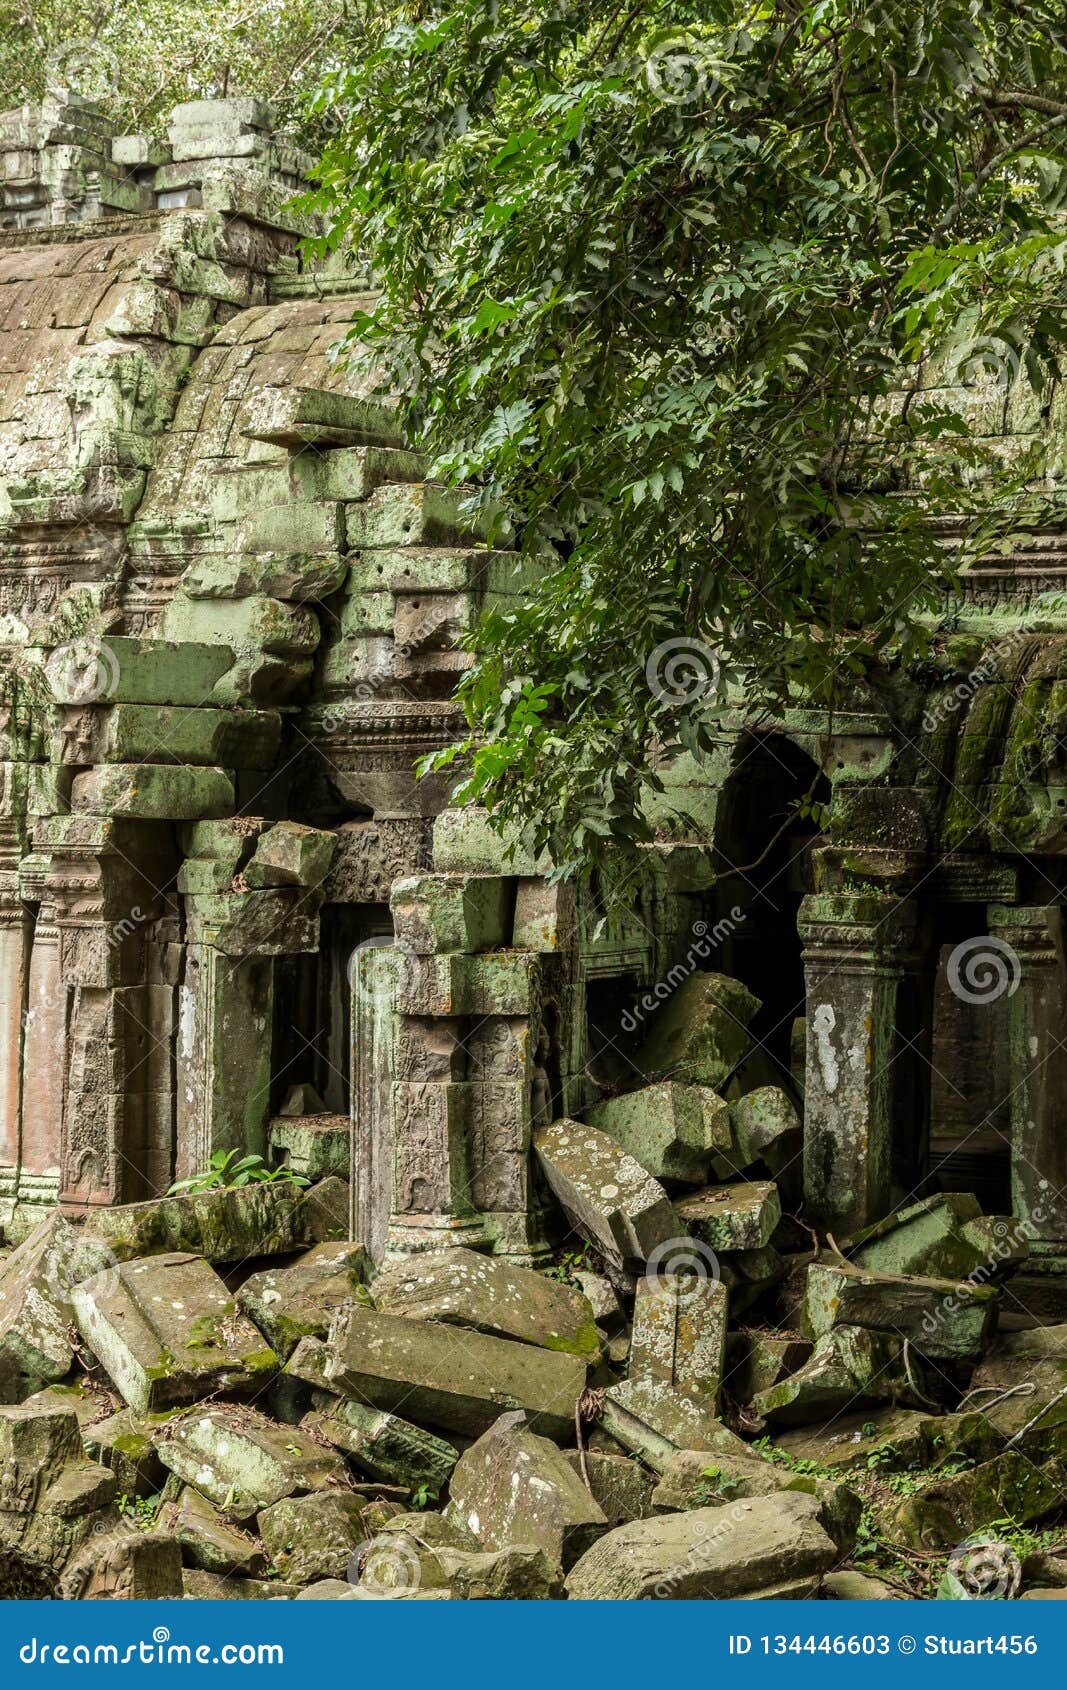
[0,971,1063,1601]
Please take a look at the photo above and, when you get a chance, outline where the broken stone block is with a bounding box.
[433,1546,566,1599]
[753,1327,920,1426]
[82,1409,167,1498]
[243,822,337,889]
[565,1489,837,1599]
[772,1408,934,1473]
[629,1272,727,1406]
[0,1404,118,1574]
[86,1183,322,1263]
[533,1119,678,1272]
[237,1242,371,1360]
[599,1378,725,1471]
[301,1399,457,1492]
[572,1270,624,1331]
[183,1570,297,1600]
[823,1569,900,1599]
[585,1082,732,1184]
[726,1331,812,1403]
[967,1324,1067,1450]
[724,1086,802,1177]
[71,763,234,820]
[163,1486,266,1576]
[352,1510,478,1595]
[42,636,234,707]
[718,1245,788,1314]
[890,1451,1067,1551]
[445,1412,608,1569]
[675,1180,781,1253]
[561,1450,654,1524]
[805,1258,998,1360]
[847,1193,1026,1281]
[294,1579,359,1600]
[60,1528,184,1600]
[157,1405,347,1521]
[631,972,760,1089]
[268,1114,350,1180]
[320,1304,586,1440]
[369,1248,599,1358]
[72,1253,277,1414]
[0,1212,115,1401]
[390,873,511,954]
[258,1490,370,1584]
[651,1437,783,1510]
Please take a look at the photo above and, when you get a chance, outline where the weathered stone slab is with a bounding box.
[70,763,234,820]
[533,1119,678,1271]
[390,874,511,954]
[0,1212,115,1401]
[753,1327,918,1426]
[805,1258,998,1360]
[561,1450,654,1524]
[0,1404,118,1574]
[258,1491,369,1584]
[651,1441,782,1510]
[59,1529,184,1600]
[433,1546,566,1599]
[446,1412,607,1568]
[632,972,760,1089]
[82,1409,168,1498]
[369,1248,599,1358]
[238,1243,371,1360]
[268,1114,350,1180]
[891,1451,1067,1551]
[244,822,337,889]
[565,1490,837,1599]
[585,1082,733,1184]
[157,1405,347,1521]
[42,636,234,706]
[72,1253,277,1414]
[599,1378,725,1471]
[320,1304,586,1439]
[724,1086,802,1177]
[847,1194,1027,1280]
[629,1272,727,1406]
[968,1325,1067,1450]
[675,1181,781,1252]
[302,1399,458,1493]
[163,1486,266,1576]
[726,1332,812,1404]
[87,1184,334,1263]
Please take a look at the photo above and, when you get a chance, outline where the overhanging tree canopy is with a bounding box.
[306,0,1067,876]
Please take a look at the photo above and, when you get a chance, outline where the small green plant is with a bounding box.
[693,1464,742,1504]
[116,1493,159,1529]
[168,1149,310,1195]
[410,1483,439,1511]
[543,1248,595,1286]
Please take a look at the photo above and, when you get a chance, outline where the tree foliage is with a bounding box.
[0,0,371,140]
[306,0,1067,874]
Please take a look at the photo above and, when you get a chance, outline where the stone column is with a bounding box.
[799,890,919,1234]
[20,903,65,1195]
[0,880,31,1204]
[987,904,1067,1252]
[175,945,275,1184]
[349,943,400,1261]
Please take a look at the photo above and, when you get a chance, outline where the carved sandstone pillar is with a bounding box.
[799,891,920,1233]
[987,905,1067,1252]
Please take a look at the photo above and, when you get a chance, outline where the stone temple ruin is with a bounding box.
[0,88,1066,1601]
